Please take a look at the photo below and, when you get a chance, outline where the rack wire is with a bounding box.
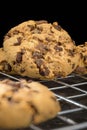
[0,72,87,130]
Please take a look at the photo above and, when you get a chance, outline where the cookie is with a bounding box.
[0,79,60,129]
[0,48,15,74]
[74,42,87,74]
[3,20,80,80]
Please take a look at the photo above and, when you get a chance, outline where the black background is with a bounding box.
[0,1,87,47]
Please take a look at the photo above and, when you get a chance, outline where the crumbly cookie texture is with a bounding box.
[3,20,80,80]
[0,79,60,129]
[74,42,87,74]
[0,48,15,74]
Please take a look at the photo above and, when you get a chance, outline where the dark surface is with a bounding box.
[0,1,87,47]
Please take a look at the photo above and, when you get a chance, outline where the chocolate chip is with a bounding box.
[7,96,12,102]
[27,25,35,31]
[80,53,84,59]
[36,42,49,54]
[16,52,23,63]
[57,42,62,46]
[68,49,75,57]
[72,63,75,69]
[20,68,25,73]
[2,94,13,102]
[0,60,12,72]
[39,66,50,76]
[12,61,16,65]
[84,55,87,62]
[67,59,71,63]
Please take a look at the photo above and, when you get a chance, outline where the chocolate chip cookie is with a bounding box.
[0,79,60,129]
[3,20,80,79]
[74,42,87,74]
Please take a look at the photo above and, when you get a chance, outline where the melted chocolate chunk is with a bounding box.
[2,95,13,102]
[27,25,35,31]
[72,63,75,69]
[67,59,71,63]
[84,55,87,62]
[16,52,24,63]
[20,68,25,73]
[12,61,16,65]
[39,66,50,76]
[36,43,49,54]
[80,53,84,59]
[68,49,75,57]
[0,60,12,72]
[37,26,43,32]
[7,96,12,102]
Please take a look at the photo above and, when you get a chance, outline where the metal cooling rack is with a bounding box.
[0,72,87,130]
